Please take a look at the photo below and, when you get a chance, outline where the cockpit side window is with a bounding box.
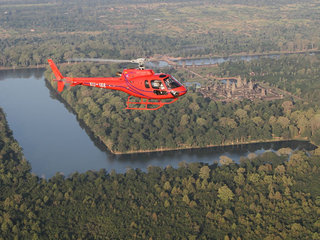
[145,80,150,88]
[151,80,165,90]
[164,77,181,89]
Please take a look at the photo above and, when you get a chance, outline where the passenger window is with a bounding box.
[145,80,150,88]
[151,80,165,90]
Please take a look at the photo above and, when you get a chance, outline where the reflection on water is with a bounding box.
[0,68,44,81]
[114,140,315,165]
[0,69,316,178]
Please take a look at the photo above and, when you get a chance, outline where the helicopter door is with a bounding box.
[150,80,167,95]
[145,80,150,88]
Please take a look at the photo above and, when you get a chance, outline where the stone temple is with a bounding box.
[198,76,283,102]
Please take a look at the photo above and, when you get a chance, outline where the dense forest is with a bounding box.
[1,0,320,238]
[1,0,320,67]
[1,107,320,239]
[44,55,320,154]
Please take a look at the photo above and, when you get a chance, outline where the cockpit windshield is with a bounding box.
[164,76,181,89]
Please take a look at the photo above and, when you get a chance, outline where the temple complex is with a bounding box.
[198,76,283,102]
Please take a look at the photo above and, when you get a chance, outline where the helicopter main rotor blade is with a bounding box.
[67,58,132,63]
[65,57,174,69]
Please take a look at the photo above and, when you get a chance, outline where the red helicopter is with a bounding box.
[47,58,187,110]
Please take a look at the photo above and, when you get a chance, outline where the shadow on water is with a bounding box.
[115,140,316,164]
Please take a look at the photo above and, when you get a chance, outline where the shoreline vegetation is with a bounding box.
[110,138,314,155]
[0,65,46,71]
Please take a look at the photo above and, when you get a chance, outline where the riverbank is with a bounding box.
[111,138,315,155]
[112,138,316,155]
[0,65,46,71]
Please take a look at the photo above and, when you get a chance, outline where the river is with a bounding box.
[0,68,316,178]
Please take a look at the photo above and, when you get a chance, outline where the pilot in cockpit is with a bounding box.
[164,77,181,89]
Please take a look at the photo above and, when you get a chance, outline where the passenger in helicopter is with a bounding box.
[151,80,165,90]
[151,80,167,95]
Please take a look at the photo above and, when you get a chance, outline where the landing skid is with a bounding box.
[126,96,178,110]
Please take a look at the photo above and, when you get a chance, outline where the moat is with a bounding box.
[0,68,316,178]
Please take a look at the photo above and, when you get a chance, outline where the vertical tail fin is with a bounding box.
[47,59,65,92]
[47,59,63,80]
